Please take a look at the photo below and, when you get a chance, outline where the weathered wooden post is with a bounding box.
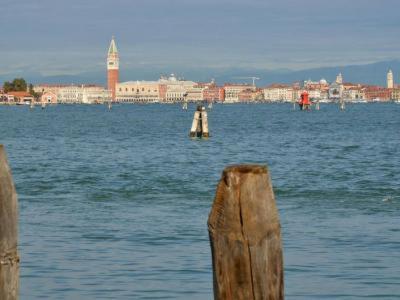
[339,99,345,111]
[189,105,209,138]
[208,165,283,300]
[0,145,19,300]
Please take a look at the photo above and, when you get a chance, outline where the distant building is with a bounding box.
[387,69,394,89]
[341,83,364,101]
[107,37,119,101]
[115,74,197,103]
[33,84,68,96]
[58,85,111,104]
[202,86,225,102]
[41,91,58,104]
[116,81,160,103]
[304,78,329,90]
[81,86,111,104]
[224,84,252,103]
[292,87,302,102]
[301,79,330,101]
[58,85,82,103]
[363,86,391,101]
[34,84,110,104]
[342,82,359,90]
[336,73,343,84]
[185,86,204,102]
[6,91,34,103]
[161,74,197,103]
[195,81,216,89]
[188,81,218,102]
[263,84,293,102]
[329,82,343,100]
[391,88,400,101]
[342,87,364,101]
[306,88,322,100]
[238,88,263,102]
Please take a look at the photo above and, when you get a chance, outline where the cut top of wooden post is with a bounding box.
[208,165,283,300]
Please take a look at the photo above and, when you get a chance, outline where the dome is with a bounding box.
[319,78,328,85]
[168,74,177,81]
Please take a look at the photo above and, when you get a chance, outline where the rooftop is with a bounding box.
[7,91,32,97]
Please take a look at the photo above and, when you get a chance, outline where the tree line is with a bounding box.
[2,78,40,98]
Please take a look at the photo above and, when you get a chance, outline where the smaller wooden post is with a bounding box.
[208,165,283,300]
[0,145,19,300]
[189,110,201,137]
[189,106,209,138]
[339,99,345,111]
[201,109,209,138]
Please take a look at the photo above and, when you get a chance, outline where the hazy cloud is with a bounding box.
[1,0,399,76]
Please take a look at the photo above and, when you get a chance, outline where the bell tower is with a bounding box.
[107,36,119,101]
[387,69,394,89]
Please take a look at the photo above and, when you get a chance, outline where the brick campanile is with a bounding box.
[107,36,119,101]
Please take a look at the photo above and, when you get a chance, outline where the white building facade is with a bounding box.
[115,74,197,103]
[57,85,111,104]
[116,81,160,103]
[263,84,293,102]
[224,84,252,103]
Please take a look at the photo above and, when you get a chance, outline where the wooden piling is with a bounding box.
[190,110,201,137]
[201,109,209,138]
[339,99,345,111]
[208,165,283,300]
[189,106,209,138]
[0,145,19,300]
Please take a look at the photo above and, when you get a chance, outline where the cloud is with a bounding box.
[0,0,399,74]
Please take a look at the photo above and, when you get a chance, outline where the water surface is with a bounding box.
[0,103,399,299]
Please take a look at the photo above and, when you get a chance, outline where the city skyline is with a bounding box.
[1,0,400,79]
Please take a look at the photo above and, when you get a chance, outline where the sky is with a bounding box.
[1,0,399,78]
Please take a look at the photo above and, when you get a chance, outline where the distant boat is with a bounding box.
[108,101,112,110]
[208,102,213,109]
[41,102,46,109]
[182,102,188,110]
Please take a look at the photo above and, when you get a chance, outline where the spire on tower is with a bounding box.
[108,36,118,55]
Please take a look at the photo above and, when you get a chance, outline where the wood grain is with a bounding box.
[0,145,19,300]
[208,165,283,300]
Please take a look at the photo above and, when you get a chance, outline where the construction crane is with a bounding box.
[233,76,260,87]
